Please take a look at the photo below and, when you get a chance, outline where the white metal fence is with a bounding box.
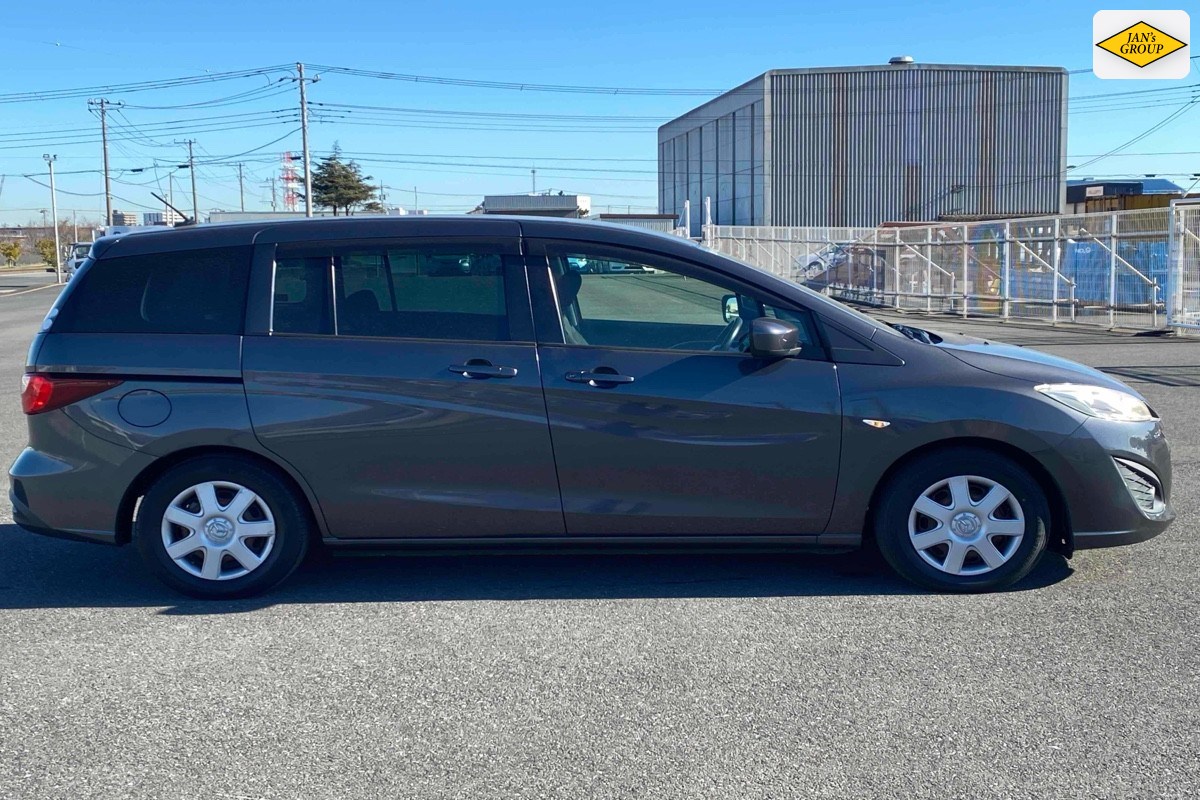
[700,205,1200,332]
[1170,199,1200,330]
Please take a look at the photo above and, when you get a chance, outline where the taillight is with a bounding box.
[21,374,122,415]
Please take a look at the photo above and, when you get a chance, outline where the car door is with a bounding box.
[242,234,564,539]
[526,238,842,537]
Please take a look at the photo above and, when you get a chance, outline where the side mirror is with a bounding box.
[748,317,802,359]
[721,294,739,323]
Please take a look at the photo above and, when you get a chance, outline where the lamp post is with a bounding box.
[43,154,62,283]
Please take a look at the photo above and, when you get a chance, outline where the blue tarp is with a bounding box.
[1013,240,1168,307]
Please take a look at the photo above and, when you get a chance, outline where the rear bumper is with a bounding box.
[9,410,155,546]
[10,492,118,545]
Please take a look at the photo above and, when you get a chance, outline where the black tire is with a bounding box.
[873,447,1049,593]
[134,456,311,599]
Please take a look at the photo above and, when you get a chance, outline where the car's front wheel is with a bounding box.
[134,456,310,599]
[874,448,1049,592]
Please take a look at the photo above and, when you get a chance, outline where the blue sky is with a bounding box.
[0,0,1195,226]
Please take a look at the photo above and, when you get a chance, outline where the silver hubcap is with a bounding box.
[160,481,276,581]
[908,475,1025,576]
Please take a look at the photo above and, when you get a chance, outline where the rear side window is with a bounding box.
[272,243,511,342]
[55,246,251,335]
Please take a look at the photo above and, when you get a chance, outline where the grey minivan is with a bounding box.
[10,217,1173,598]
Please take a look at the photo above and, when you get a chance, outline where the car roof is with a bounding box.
[93,215,702,258]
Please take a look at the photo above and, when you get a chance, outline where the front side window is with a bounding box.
[271,243,510,342]
[544,246,819,355]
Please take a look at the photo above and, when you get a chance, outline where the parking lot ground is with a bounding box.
[1,291,1198,799]
[0,270,60,296]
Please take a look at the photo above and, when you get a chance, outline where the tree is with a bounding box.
[309,144,376,216]
[35,239,58,265]
[0,241,20,267]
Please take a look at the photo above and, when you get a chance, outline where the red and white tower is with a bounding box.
[281,152,299,213]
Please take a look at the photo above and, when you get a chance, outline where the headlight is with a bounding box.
[1035,383,1155,422]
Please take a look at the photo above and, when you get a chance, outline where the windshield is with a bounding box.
[72,244,91,258]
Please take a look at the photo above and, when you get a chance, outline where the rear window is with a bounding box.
[54,246,251,335]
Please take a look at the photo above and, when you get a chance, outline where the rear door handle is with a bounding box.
[565,369,636,386]
[449,359,518,379]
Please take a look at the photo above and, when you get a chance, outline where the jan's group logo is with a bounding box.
[1094,10,1190,79]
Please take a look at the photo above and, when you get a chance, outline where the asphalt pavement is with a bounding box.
[0,293,1197,799]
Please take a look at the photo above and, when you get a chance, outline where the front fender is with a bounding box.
[825,359,1085,537]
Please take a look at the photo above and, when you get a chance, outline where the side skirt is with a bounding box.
[321,533,862,556]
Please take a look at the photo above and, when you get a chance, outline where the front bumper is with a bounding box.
[1074,524,1172,550]
[1045,416,1174,551]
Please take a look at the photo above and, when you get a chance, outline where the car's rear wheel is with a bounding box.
[134,456,310,599]
[874,448,1049,592]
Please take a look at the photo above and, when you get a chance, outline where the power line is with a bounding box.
[0,130,302,180]
[307,64,720,96]
[120,81,294,110]
[1070,100,1200,173]
[0,65,294,105]
[0,117,299,152]
[0,109,296,142]
[338,150,658,163]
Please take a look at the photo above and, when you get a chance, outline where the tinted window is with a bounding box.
[273,256,333,335]
[273,244,510,342]
[546,247,819,355]
[55,246,250,335]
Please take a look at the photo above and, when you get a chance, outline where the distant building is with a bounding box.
[594,213,680,233]
[144,209,183,226]
[207,210,336,224]
[111,210,140,226]
[478,194,591,218]
[659,60,1068,233]
[206,208,415,224]
[1065,178,1188,213]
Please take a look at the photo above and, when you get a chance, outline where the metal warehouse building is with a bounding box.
[658,60,1068,233]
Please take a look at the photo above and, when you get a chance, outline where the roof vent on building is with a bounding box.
[889,55,915,65]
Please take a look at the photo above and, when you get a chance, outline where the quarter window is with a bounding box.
[54,246,251,335]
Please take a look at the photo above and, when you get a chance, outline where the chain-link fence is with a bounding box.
[703,208,1179,331]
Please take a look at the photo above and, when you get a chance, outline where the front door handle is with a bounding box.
[565,368,636,387]
[449,359,518,379]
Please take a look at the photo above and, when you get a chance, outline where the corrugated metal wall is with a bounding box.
[658,76,767,235]
[768,66,1066,227]
[658,65,1067,231]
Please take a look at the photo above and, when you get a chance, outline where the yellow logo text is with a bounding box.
[1096,21,1188,67]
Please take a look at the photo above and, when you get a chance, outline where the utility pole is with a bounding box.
[175,139,198,222]
[43,154,62,283]
[413,186,418,212]
[237,163,245,212]
[531,168,536,194]
[87,99,117,227]
[378,181,386,205]
[296,63,316,218]
[259,177,274,209]
[72,211,78,243]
